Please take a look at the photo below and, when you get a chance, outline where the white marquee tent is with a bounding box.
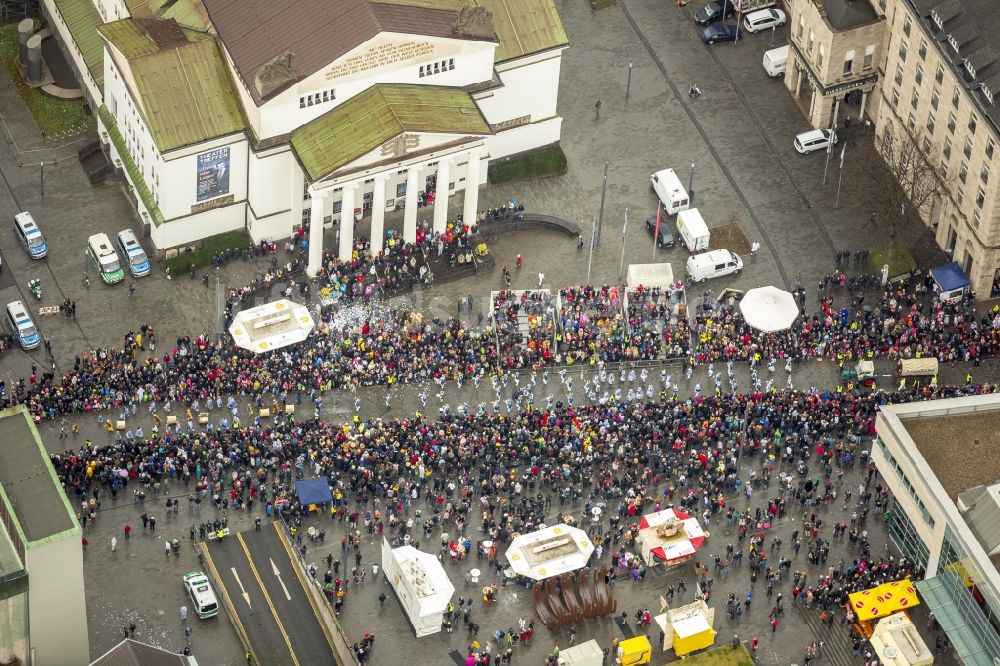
[228,299,315,353]
[505,524,594,581]
[381,538,455,637]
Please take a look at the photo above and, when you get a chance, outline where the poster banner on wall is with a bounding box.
[196,147,230,202]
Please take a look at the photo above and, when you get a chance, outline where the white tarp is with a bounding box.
[626,263,675,291]
[229,299,315,353]
[869,612,934,666]
[505,524,594,581]
[381,538,454,637]
[557,639,604,666]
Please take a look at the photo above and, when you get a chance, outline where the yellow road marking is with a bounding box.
[203,542,260,666]
[237,533,301,666]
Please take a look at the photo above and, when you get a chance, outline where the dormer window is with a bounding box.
[931,10,943,30]
[983,85,994,104]
[964,59,976,78]
[948,35,959,54]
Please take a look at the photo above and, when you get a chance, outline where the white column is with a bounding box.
[831,97,841,128]
[403,166,421,244]
[371,175,388,255]
[463,150,481,227]
[432,159,451,235]
[306,189,327,277]
[859,90,868,121]
[339,183,357,262]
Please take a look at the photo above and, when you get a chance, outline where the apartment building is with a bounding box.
[784,0,1000,297]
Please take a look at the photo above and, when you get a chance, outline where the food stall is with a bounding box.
[381,538,455,637]
[846,578,920,639]
[505,524,594,581]
[929,261,971,303]
[654,599,717,656]
[869,612,934,666]
[558,639,604,666]
[637,508,707,567]
[616,636,652,666]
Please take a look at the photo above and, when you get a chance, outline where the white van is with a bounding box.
[183,571,219,619]
[649,168,690,215]
[13,211,47,259]
[686,249,743,282]
[762,45,788,77]
[676,208,711,252]
[5,300,40,350]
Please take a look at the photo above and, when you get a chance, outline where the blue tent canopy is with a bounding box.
[930,261,971,292]
[295,477,332,506]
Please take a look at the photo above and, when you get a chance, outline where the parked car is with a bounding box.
[743,8,786,33]
[693,1,736,25]
[794,128,836,154]
[645,215,676,248]
[700,24,739,44]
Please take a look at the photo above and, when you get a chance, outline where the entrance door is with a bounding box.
[425,173,437,194]
[362,191,373,212]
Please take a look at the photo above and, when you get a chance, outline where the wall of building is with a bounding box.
[486,116,563,161]
[248,34,497,140]
[25,535,88,666]
[39,0,103,107]
[873,1,1000,295]
[151,199,247,249]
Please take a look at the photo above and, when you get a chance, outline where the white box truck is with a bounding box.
[676,208,710,251]
[650,168,690,215]
[762,45,788,77]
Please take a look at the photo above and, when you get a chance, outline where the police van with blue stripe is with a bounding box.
[5,300,40,350]
[116,229,151,277]
[14,211,48,259]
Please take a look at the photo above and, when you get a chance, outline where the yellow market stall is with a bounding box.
[654,599,717,656]
[616,636,652,665]
[847,578,920,638]
[869,612,934,666]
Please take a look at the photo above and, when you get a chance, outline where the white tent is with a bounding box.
[738,286,799,332]
[228,299,315,353]
[557,639,604,666]
[381,538,454,637]
[626,263,675,291]
[505,524,594,581]
[869,612,934,666]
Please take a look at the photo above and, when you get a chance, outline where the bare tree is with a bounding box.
[862,125,947,255]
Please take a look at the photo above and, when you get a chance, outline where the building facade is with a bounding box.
[0,405,89,666]
[41,0,567,264]
[874,396,1000,666]
[783,0,1000,297]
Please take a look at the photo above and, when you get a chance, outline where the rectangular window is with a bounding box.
[948,113,957,133]
[299,97,305,109]
[892,89,900,109]
[903,15,912,36]
[973,210,982,229]
[899,40,908,62]
[944,138,952,159]
[931,88,940,109]
[940,160,949,177]
[977,188,986,208]
[818,45,825,67]
[797,17,804,39]
[843,50,855,75]
[419,65,425,77]
[969,115,977,134]
[919,40,927,60]
[982,163,990,184]
[907,113,916,131]
[988,139,996,160]
[448,58,455,70]
[959,163,968,183]
[807,31,814,53]
[926,115,935,135]
[936,64,944,83]
[911,90,919,108]
[864,45,875,70]
[922,137,932,153]
[895,65,903,86]
[953,89,961,108]
[915,66,923,86]
[965,138,973,158]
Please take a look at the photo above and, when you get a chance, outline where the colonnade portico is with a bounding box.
[306,145,486,277]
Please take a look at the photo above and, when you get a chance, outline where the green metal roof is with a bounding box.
[52,0,105,86]
[291,83,491,181]
[100,19,244,151]
[373,0,568,63]
[126,0,213,31]
[98,105,165,226]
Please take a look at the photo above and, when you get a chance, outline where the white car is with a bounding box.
[743,8,786,33]
[794,128,836,154]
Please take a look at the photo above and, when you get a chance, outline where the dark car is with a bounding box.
[645,216,675,248]
[693,1,735,25]
[700,24,739,44]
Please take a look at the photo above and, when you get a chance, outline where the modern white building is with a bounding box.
[0,405,89,666]
[41,0,567,268]
[874,395,1000,665]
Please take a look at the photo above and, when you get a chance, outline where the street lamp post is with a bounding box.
[596,162,609,246]
[688,162,695,202]
[626,62,633,98]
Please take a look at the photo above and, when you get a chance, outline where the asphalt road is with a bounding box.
[204,523,335,666]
